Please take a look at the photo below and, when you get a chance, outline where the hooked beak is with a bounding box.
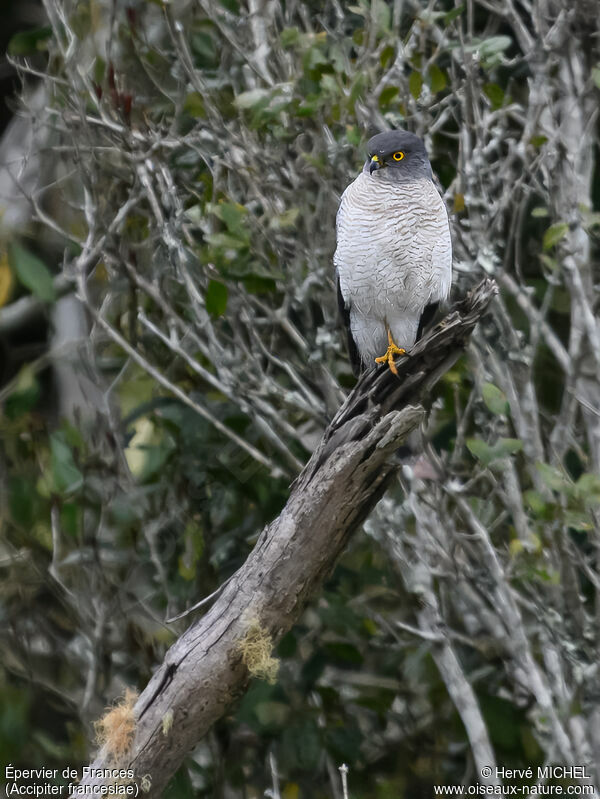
[369,155,382,175]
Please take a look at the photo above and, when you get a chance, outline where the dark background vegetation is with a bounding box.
[1,0,599,797]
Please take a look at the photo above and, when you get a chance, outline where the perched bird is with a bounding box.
[334,130,452,375]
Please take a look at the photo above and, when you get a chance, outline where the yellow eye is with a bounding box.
[392,151,405,161]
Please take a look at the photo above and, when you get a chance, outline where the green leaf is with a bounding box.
[220,203,247,231]
[524,490,547,516]
[205,232,248,251]
[330,43,347,74]
[178,521,205,580]
[8,27,52,56]
[348,5,366,17]
[9,243,55,302]
[539,253,559,271]
[254,701,290,727]
[9,477,37,528]
[219,0,239,12]
[408,71,423,101]
[320,74,339,95]
[277,631,297,659]
[205,280,228,316]
[480,696,522,750]
[535,567,561,584]
[207,201,248,233]
[564,510,593,532]
[378,86,399,108]
[479,35,512,58]
[575,473,600,506]
[234,88,273,110]
[346,126,362,147]
[243,276,277,294]
[191,31,217,67]
[183,92,205,118]
[429,64,447,93]
[482,382,509,415]
[592,65,600,90]
[60,503,81,538]
[380,45,395,70]
[280,27,300,48]
[323,642,363,664]
[543,223,568,250]
[456,35,512,66]
[536,462,571,493]
[453,193,465,213]
[467,437,522,467]
[349,73,366,104]
[550,288,570,314]
[492,438,523,460]
[325,726,363,763]
[444,5,465,24]
[483,82,504,110]
[117,368,156,418]
[281,721,321,770]
[70,4,92,39]
[372,0,391,33]
[93,57,106,85]
[4,365,40,419]
[303,46,328,75]
[581,209,600,231]
[124,419,175,482]
[530,135,548,148]
[531,206,549,218]
[50,434,83,494]
[268,208,300,230]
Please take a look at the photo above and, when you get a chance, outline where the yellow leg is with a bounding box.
[374,329,405,376]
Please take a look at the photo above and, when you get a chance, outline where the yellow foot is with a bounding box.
[374,330,405,376]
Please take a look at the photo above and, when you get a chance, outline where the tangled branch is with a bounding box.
[74,279,497,797]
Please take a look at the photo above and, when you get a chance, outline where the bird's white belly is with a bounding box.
[334,173,452,364]
[336,198,450,314]
[340,241,431,319]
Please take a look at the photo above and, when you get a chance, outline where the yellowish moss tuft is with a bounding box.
[94,687,139,761]
[162,709,174,736]
[237,617,279,684]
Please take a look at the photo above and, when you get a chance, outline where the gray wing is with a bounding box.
[336,271,361,375]
[335,183,365,375]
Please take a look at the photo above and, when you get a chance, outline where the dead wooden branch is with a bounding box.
[72,278,497,797]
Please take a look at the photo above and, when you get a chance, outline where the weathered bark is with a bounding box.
[73,279,497,797]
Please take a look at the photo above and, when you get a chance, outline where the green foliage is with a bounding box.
[7,26,52,56]
[183,92,205,119]
[543,222,569,250]
[409,70,423,101]
[3,367,41,419]
[2,0,600,795]
[466,437,523,467]
[483,82,505,109]
[482,382,509,415]
[429,64,447,93]
[205,281,228,316]
[49,433,83,494]
[8,243,55,302]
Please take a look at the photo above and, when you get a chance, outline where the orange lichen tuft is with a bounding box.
[94,687,139,761]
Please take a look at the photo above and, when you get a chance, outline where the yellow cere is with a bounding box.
[371,154,379,162]
[393,151,404,161]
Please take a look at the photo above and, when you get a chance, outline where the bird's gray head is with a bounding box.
[364,130,432,181]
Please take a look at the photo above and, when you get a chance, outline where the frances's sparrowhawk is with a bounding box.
[334,130,452,375]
